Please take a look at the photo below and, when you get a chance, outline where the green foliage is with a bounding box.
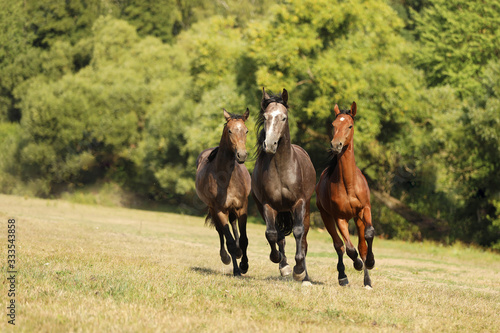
[413,0,500,97]
[121,0,182,43]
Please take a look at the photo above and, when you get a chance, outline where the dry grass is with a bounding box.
[0,194,499,332]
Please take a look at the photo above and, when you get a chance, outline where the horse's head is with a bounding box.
[331,102,356,154]
[260,88,289,154]
[223,108,250,164]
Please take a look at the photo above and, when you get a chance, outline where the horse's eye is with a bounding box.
[349,125,353,129]
[228,130,232,134]
[282,117,287,121]
[245,130,249,134]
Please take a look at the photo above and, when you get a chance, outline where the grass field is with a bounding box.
[0,194,499,332]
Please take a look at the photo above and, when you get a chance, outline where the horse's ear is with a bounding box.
[350,101,357,117]
[334,104,340,116]
[223,108,231,122]
[261,87,270,110]
[243,108,249,121]
[282,88,288,104]
[262,87,270,100]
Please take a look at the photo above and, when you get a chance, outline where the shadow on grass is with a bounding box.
[265,275,324,285]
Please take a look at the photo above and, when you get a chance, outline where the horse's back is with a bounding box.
[196,147,216,170]
[195,147,216,203]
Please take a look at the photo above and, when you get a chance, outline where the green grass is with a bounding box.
[0,194,499,332]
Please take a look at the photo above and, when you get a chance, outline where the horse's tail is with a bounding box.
[205,211,215,228]
[205,211,237,227]
[276,211,293,236]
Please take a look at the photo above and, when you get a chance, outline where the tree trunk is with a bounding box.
[371,189,450,237]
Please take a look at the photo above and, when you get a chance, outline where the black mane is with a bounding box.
[254,91,289,159]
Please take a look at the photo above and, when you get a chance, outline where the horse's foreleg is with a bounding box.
[263,203,280,264]
[320,209,348,286]
[215,210,241,276]
[237,211,249,274]
[337,218,363,271]
[292,199,310,282]
[212,208,231,265]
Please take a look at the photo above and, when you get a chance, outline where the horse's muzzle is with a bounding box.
[330,141,343,154]
[263,141,278,154]
[236,151,247,164]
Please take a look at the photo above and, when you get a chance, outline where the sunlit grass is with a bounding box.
[0,194,498,332]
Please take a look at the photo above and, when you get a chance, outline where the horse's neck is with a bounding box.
[215,133,235,172]
[273,129,293,165]
[337,143,358,191]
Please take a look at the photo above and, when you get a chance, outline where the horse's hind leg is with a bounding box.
[319,209,348,286]
[337,218,363,271]
[237,211,249,274]
[277,233,291,276]
[362,207,375,270]
[355,216,372,288]
[229,212,242,259]
[215,210,241,276]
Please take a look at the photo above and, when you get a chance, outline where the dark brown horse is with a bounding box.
[316,102,375,288]
[252,88,316,284]
[195,108,251,276]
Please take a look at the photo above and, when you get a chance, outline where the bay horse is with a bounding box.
[195,108,251,276]
[316,102,376,288]
[252,88,316,284]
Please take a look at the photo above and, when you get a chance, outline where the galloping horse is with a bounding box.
[195,108,251,276]
[316,102,376,288]
[252,88,316,284]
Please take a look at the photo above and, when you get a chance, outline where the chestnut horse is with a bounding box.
[316,102,376,288]
[252,88,316,284]
[195,108,251,276]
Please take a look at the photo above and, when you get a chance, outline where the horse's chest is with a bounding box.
[329,182,360,217]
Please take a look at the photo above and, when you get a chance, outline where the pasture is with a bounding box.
[0,194,498,332]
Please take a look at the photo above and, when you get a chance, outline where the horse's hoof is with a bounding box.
[338,277,349,286]
[220,251,231,265]
[302,281,313,287]
[364,285,373,290]
[293,270,306,282]
[279,264,292,277]
[239,262,249,274]
[270,251,281,264]
[354,259,363,271]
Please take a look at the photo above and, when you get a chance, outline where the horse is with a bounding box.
[315,102,376,288]
[251,88,316,284]
[195,108,251,276]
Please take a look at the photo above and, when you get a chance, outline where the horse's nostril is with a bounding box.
[273,141,277,146]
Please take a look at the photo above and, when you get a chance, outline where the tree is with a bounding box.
[413,0,500,98]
